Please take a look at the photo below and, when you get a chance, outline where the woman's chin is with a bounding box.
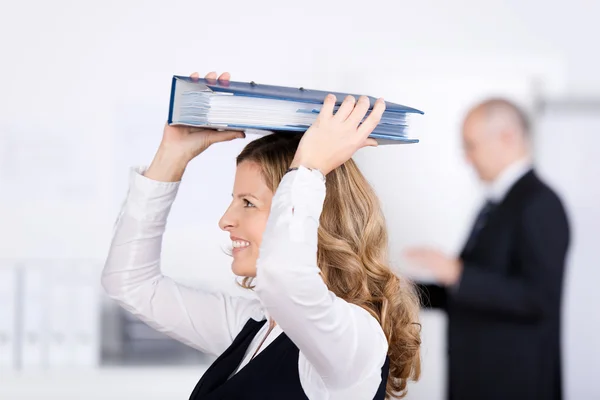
[231,259,257,278]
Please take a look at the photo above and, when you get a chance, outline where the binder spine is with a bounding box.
[167,76,178,124]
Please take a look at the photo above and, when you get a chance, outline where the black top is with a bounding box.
[419,170,570,400]
[189,318,390,399]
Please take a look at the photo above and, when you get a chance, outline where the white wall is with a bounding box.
[534,108,600,400]
[0,0,596,399]
[0,0,570,265]
[0,0,597,92]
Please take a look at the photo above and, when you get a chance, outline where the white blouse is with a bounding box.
[101,165,389,400]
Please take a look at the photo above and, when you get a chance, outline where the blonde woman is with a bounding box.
[102,71,421,399]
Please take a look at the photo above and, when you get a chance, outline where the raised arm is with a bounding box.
[102,165,259,356]
[254,95,389,389]
[102,71,254,355]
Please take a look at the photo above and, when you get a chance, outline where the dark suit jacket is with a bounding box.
[419,170,570,400]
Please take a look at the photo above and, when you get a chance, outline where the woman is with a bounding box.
[102,71,421,399]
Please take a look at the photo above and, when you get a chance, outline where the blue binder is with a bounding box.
[168,75,423,144]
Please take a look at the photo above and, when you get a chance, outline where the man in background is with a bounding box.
[405,98,570,400]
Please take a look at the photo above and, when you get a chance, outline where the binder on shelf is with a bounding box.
[3,260,102,370]
[167,76,424,144]
[0,266,18,370]
[20,265,47,369]
[47,262,73,368]
[70,261,101,368]
[46,260,101,369]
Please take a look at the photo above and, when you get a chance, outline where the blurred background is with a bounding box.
[0,0,598,399]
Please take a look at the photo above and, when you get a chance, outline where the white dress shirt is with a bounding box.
[101,165,389,400]
[485,157,533,203]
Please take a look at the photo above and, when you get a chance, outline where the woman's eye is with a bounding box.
[244,199,255,208]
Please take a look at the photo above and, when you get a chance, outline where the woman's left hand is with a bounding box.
[289,94,385,175]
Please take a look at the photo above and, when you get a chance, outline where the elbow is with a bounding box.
[100,270,122,300]
[100,258,130,301]
[324,366,364,391]
[323,348,388,391]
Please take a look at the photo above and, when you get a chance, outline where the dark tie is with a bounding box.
[464,200,497,252]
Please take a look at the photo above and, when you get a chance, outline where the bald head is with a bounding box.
[468,98,530,138]
[462,98,531,182]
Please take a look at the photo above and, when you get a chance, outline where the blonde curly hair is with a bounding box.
[235,133,421,398]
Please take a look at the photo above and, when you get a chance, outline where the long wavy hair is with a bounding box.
[235,133,421,398]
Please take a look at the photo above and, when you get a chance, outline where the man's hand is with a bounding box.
[404,247,463,286]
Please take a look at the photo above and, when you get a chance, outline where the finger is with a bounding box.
[404,248,426,258]
[404,250,419,260]
[318,94,337,120]
[357,98,385,137]
[346,96,371,127]
[190,72,200,79]
[333,95,356,121]
[218,72,231,81]
[206,130,246,145]
[204,71,217,80]
[407,254,432,267]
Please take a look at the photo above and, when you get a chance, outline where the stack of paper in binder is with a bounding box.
[168,76,424,144]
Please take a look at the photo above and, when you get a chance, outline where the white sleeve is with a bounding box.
[101,166,261,356]
[254,167,388,390]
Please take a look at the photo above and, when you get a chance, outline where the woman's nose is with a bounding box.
[218,206,237,232]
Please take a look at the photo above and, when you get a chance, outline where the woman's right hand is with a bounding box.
[145,71,245,182]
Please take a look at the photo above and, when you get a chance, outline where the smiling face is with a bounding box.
[218,161,274,277]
